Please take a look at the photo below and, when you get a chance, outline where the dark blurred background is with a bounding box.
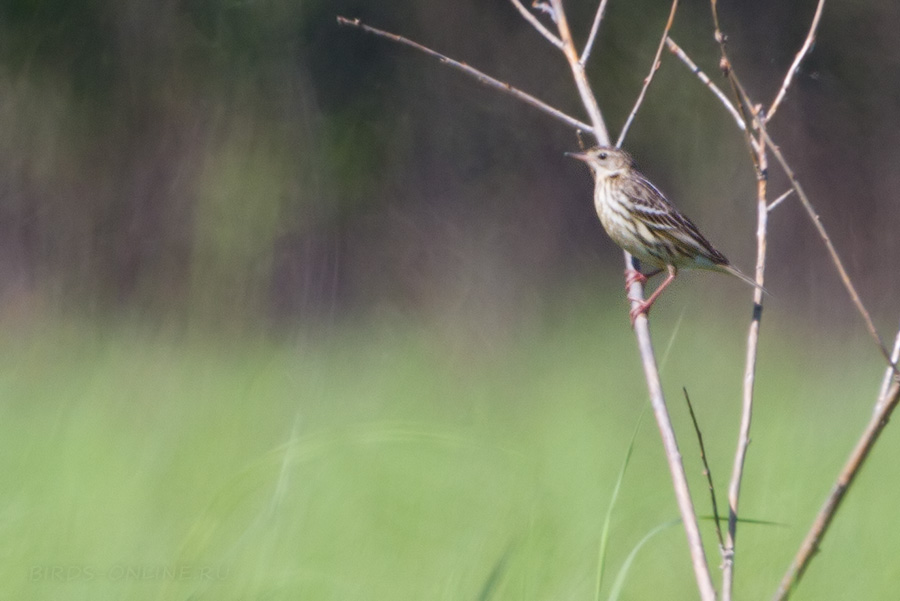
[0,0,897,333]
[7,3,900,599]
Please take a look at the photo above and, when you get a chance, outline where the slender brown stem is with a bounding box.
[335,17,592,133]
[616,0,680,147]
[773,376,900,600]
[768,0,826,120]
[683,387,725,551]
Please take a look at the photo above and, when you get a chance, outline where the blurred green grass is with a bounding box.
[1,299,897,600]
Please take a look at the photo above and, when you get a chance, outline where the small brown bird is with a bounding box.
[567,146,759,324]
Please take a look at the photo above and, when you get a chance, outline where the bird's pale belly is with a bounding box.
[595,197,669,269]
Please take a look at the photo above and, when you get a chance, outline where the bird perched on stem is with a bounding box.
[567,146,760,324]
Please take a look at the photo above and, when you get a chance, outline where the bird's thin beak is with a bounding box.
[564,151,589,162]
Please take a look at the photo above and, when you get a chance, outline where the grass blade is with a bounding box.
[594,406,647,601]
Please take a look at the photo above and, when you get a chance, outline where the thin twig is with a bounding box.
[723,121,768,601]
[683,387,725,551]
[766,188,794,212]
[773,376,900,600]
[876,325,900,412]
[758,126,896,370]
[581,0,612,66]
[768,0,826,120]
[665,37,758,150]
[506,0,564,48]
[336,17,591,133]
[616,0,680,147]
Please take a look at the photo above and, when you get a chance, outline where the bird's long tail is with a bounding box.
[718,263,769,295]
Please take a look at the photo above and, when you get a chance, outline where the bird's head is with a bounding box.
[565,146,633,179]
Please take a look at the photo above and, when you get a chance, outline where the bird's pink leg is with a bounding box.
[624,268,647,288]
[629,265,677,325]
[624,267,662,289]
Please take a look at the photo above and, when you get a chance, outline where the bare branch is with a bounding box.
[506,0,564,49]
[336,17,591,133]
[665,38,759,152]
[617,0,680,147]
[581,0,612,66]
[759,126,897,370]
[766,188,794,212]
[768,0,826,120]
[683,387,725,551]
[774,376,900,600]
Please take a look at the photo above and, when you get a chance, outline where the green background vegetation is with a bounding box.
[1,0,899,599]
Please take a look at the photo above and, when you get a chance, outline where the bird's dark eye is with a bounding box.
[598,152,608,160]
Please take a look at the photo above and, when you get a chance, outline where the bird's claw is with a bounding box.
[628,299,653,326]
[624,268,648,289]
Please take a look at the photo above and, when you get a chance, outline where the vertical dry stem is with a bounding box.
[722,118,768,600]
